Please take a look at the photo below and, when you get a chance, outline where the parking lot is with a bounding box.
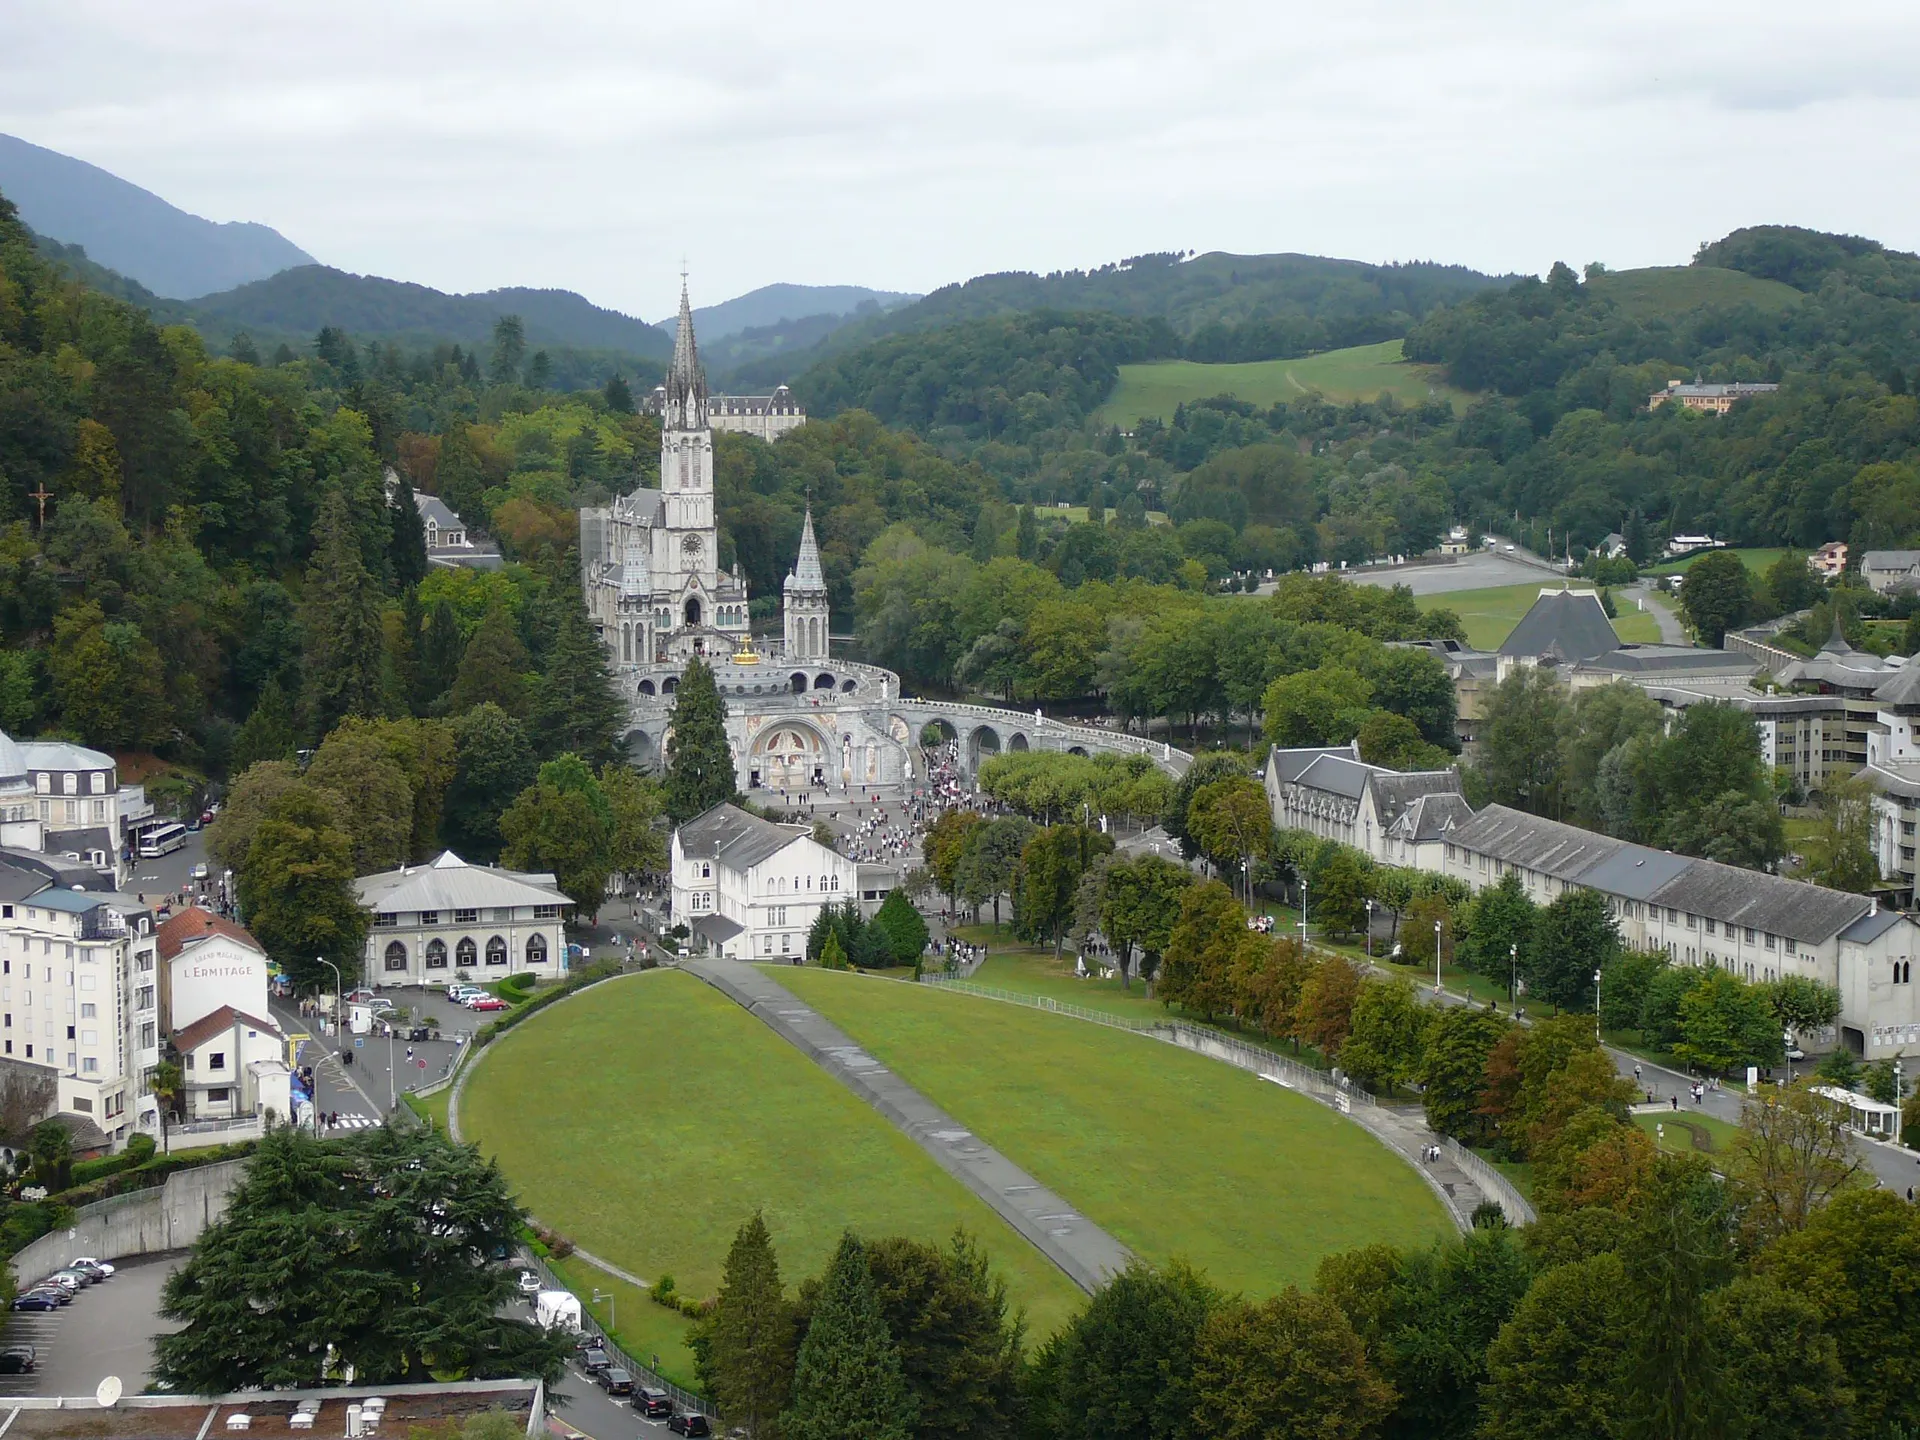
[0,1254,178,1397]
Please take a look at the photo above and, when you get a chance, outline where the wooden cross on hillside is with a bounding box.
[27,482,50,530]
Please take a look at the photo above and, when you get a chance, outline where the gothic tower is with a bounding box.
[783,508,831,660]
[659,281,719,632]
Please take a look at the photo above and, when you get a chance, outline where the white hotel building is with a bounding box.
[671,804,856,960]
[356,851,573,984]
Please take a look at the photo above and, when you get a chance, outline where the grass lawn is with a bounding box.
[1634,1111,1743,1157]
[1095,341,1474,428]
[459,970,1085,1343]
[779,968,1455,1295]
[543,1255,699,1389]
[1416,582,1661,649]
[403,1085,451,1131]
[1644,547,1788,579]
[953,923,1332,1066]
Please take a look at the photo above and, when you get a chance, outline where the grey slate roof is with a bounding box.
[1647,862,1870,946]
[1267,743,1360,785]
[1577,845,1693,902]
[693,914,745,943]
[1443,804,1625,882]
[1448,804,1879,945]
[677,803,811,872]
[1369,770,1463,826]
[1863,550,1920,571]
[1874,662,1920,707]
[417,493,464,531]
[355,851,572,913]
[1578,646,1758,676]
[1293,754,1373,800]
[1499,590,1622,664]
[1841,907,1904,944]
[1392,792,1473,842]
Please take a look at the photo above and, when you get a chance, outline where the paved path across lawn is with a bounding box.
[681,957,1133,1293]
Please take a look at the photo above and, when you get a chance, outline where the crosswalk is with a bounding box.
[319,1113,378,1130]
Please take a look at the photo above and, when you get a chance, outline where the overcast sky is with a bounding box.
[4,0,1917,319]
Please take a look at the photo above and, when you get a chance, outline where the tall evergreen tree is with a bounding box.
[239,783,368,993]
[704,1213,797,1440]
[392,587,425,715]
[536,587,624,764]
[448,602,531,718]
[489,315,526,384]
[301,486,387,734]
[231,676,297,771]
[783,1234,915,1440]
[665,657,740,824]
[418,598,464,710]
[443,703,537,860]
[604,374,636,414]
[388,473,429,590]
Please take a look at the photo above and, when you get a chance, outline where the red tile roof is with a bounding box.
[173,1004,282,1054]
[156,906,262,962]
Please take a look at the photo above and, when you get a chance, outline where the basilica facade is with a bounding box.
[580,286,913,793]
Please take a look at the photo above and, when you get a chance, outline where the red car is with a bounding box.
[465,995,509,1011]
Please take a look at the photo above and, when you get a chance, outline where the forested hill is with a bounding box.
[0,132,315,299]
[724,250,1513,386]
[183,265,673,362]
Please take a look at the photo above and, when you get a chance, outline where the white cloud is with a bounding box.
[4,0,1917,317]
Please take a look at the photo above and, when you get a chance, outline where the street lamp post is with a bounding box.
[1594,967,1604,1040]
[592,1288,615,1334]
[1298,876,1309,953]
[1433,920,1442,995]
[1509,943,1518,1006]
[318,958,342,1055]
[1364,898,1374,960]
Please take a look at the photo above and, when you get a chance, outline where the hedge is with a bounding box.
[473,961,623,1049]
[50,1139,257,1209]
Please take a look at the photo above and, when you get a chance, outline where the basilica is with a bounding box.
[580,285,912,792]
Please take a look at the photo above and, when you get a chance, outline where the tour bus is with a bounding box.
[137,822,188,858]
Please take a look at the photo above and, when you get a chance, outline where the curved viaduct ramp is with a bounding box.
[888,700,1191,778]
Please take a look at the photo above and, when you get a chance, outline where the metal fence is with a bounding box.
[519,1251,719,1423]
[1434,1134,1536,1226]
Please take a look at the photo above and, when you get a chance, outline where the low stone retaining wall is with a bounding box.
[9,1159,247,1286]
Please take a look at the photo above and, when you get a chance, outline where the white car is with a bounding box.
[446,983,483,1002]
[70,1257,114,1278]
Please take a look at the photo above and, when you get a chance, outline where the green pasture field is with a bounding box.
[458,971,1086,1360]
[1589,266,1802,319]
[778,968,1454,1295]
[1416,582,1662,649]
[1095,340,1474,428]
[1634,1110,1743,1157]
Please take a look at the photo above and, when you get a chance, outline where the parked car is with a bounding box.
[668,1415,711,1438]
[516,1271,541,1297]
[11,1293,57,1312]
[0,1345,36,1373]
[69,1257,114,1279]
[465,995,509,1012]
[446,983,483,1002]
[50,1267,95,1288]
[579,1346,611,1374]
[38,1273,81,1293]
[598,1368,634,1397]
[345,987,383,1005]
[633,1389,673,1419]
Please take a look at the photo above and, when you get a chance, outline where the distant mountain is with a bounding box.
[0,133,315,299]
[665,283,918,340]
[728,250,1515,388]
[185,265,672,360]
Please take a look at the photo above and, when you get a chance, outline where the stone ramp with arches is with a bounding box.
[887,700,1193,778]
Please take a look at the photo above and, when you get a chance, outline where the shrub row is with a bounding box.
[474,961,624,1050]
[648,1272,715,1319]
[51,1139,258,1209]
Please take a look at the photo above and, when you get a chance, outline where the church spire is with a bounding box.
[664,275,707,428]
[789,506,825,589]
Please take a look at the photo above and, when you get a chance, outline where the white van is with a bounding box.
[534,1290,582,1333]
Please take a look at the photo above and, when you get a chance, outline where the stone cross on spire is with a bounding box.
[664,276,707,427]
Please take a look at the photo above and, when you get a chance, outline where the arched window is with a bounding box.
[685,597,702,626]
[830,875,840,891]
[384,940,408,973]
[425,939,448,969]
[486,935,508,967]
[527,933,548,965]
[456,937,477,969]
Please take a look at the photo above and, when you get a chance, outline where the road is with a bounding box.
[1623,582,1689,645]
[272,987,474,1130]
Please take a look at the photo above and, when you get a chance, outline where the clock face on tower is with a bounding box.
[681,533,703,570]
